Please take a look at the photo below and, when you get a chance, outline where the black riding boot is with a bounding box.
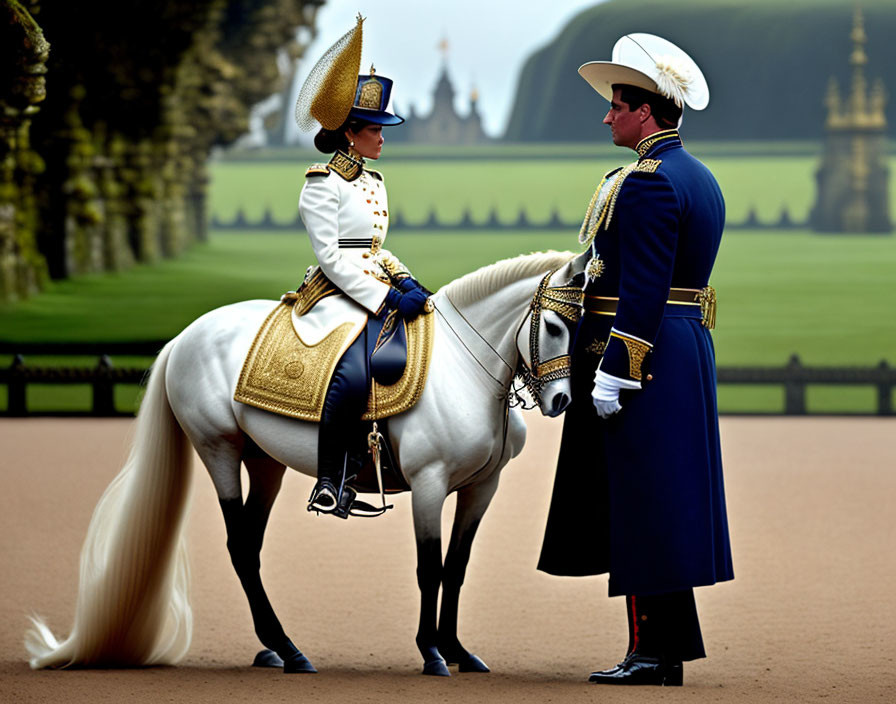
[307,331,369,515]
[588,590,704,686]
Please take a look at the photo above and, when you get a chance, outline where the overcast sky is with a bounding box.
[287,0,605,142]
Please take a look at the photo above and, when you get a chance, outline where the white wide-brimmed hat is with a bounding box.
[578,33,709,110]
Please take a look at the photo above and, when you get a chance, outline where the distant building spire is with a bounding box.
[812,4,890,233]
[847,7,869,122]
[825,6,888,131]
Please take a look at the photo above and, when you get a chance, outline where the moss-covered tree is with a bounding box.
[0,0,323,302]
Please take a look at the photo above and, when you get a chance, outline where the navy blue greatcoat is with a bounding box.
[538,130,734,597]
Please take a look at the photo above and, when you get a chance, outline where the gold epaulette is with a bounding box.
[636,159,662,173]
[365,168,384,181]
[329,150,364,181]
[305,164,330,177]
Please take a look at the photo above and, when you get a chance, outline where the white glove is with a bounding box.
[591,369,641,419]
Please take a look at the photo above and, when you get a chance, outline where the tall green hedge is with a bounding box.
[504,0,896,141]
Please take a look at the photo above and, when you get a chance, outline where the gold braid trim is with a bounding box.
[579,166,628,246]
[610,331,652,381]
[636,129,679,158]
[601,163,639,231]
[282,267,339,315]
[579,177,606,246]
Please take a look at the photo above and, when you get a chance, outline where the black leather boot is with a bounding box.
[307,330,368,515]
[588,653,682,685]
[307,422,345,513]
[588,591,703,685]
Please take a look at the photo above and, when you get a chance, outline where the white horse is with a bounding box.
[25,250,584,676]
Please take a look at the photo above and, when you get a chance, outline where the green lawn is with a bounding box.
[4,228,893,367]
[208,153,891,227]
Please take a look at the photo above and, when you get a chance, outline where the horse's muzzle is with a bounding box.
[545,392,570,417]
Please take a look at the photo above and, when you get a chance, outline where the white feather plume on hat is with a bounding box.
[578,33,709,111]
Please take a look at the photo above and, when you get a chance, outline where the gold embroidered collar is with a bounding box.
[329,150,365,181]
[636,130,681,158]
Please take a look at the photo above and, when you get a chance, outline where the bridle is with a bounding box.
[514,270,584,407]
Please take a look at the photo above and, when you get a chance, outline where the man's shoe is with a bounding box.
[588,653,683,686]
[307,478,338,513]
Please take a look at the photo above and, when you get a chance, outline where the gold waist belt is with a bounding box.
[585,286,716,329]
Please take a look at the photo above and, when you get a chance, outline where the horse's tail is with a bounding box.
[25,339,194,668]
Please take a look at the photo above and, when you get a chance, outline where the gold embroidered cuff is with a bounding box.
[609,331,652,381]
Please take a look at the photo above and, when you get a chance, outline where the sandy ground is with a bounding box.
[0,414,894,703]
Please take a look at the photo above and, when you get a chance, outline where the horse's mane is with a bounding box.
[440,250,575,307]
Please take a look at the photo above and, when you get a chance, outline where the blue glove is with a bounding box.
[397,276,423,293]
[385,287,403,310]
[384,286,428,319]
[397,287,428,318]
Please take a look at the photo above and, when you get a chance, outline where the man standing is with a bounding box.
[538,34,734,686]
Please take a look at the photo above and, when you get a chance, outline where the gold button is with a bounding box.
[646,374,654,381]
[362,252,370,258]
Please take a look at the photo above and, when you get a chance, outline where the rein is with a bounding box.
[433,295,515,391]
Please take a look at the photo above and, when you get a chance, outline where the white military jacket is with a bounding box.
[299,150,405,314]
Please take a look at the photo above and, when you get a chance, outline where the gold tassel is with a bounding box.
[698,285,717,330]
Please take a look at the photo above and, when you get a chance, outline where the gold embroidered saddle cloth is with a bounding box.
[233,274,434,422]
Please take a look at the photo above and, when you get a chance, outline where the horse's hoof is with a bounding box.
[422,657,451,677]
[458,653,490,673]
[283,652,317,674]
[252,649,284,668]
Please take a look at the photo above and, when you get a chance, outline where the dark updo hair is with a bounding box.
[313,117,375,154]
[613,84,683,129]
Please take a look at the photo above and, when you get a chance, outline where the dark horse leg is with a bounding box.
[411,477,451,676]
[437,476,498,673]
[219,455,316,673]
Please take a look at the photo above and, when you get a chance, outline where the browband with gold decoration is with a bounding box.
[539,284,585,323]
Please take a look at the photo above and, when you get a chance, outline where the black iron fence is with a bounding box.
[0,342,162,417]
[1,344,894,417]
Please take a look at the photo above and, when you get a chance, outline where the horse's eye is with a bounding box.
[545,321,562,336]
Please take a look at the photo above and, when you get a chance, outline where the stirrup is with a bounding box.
[331,485,357,520]
[307,478,338,513]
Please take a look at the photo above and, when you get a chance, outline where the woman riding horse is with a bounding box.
[294,16,429,515]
